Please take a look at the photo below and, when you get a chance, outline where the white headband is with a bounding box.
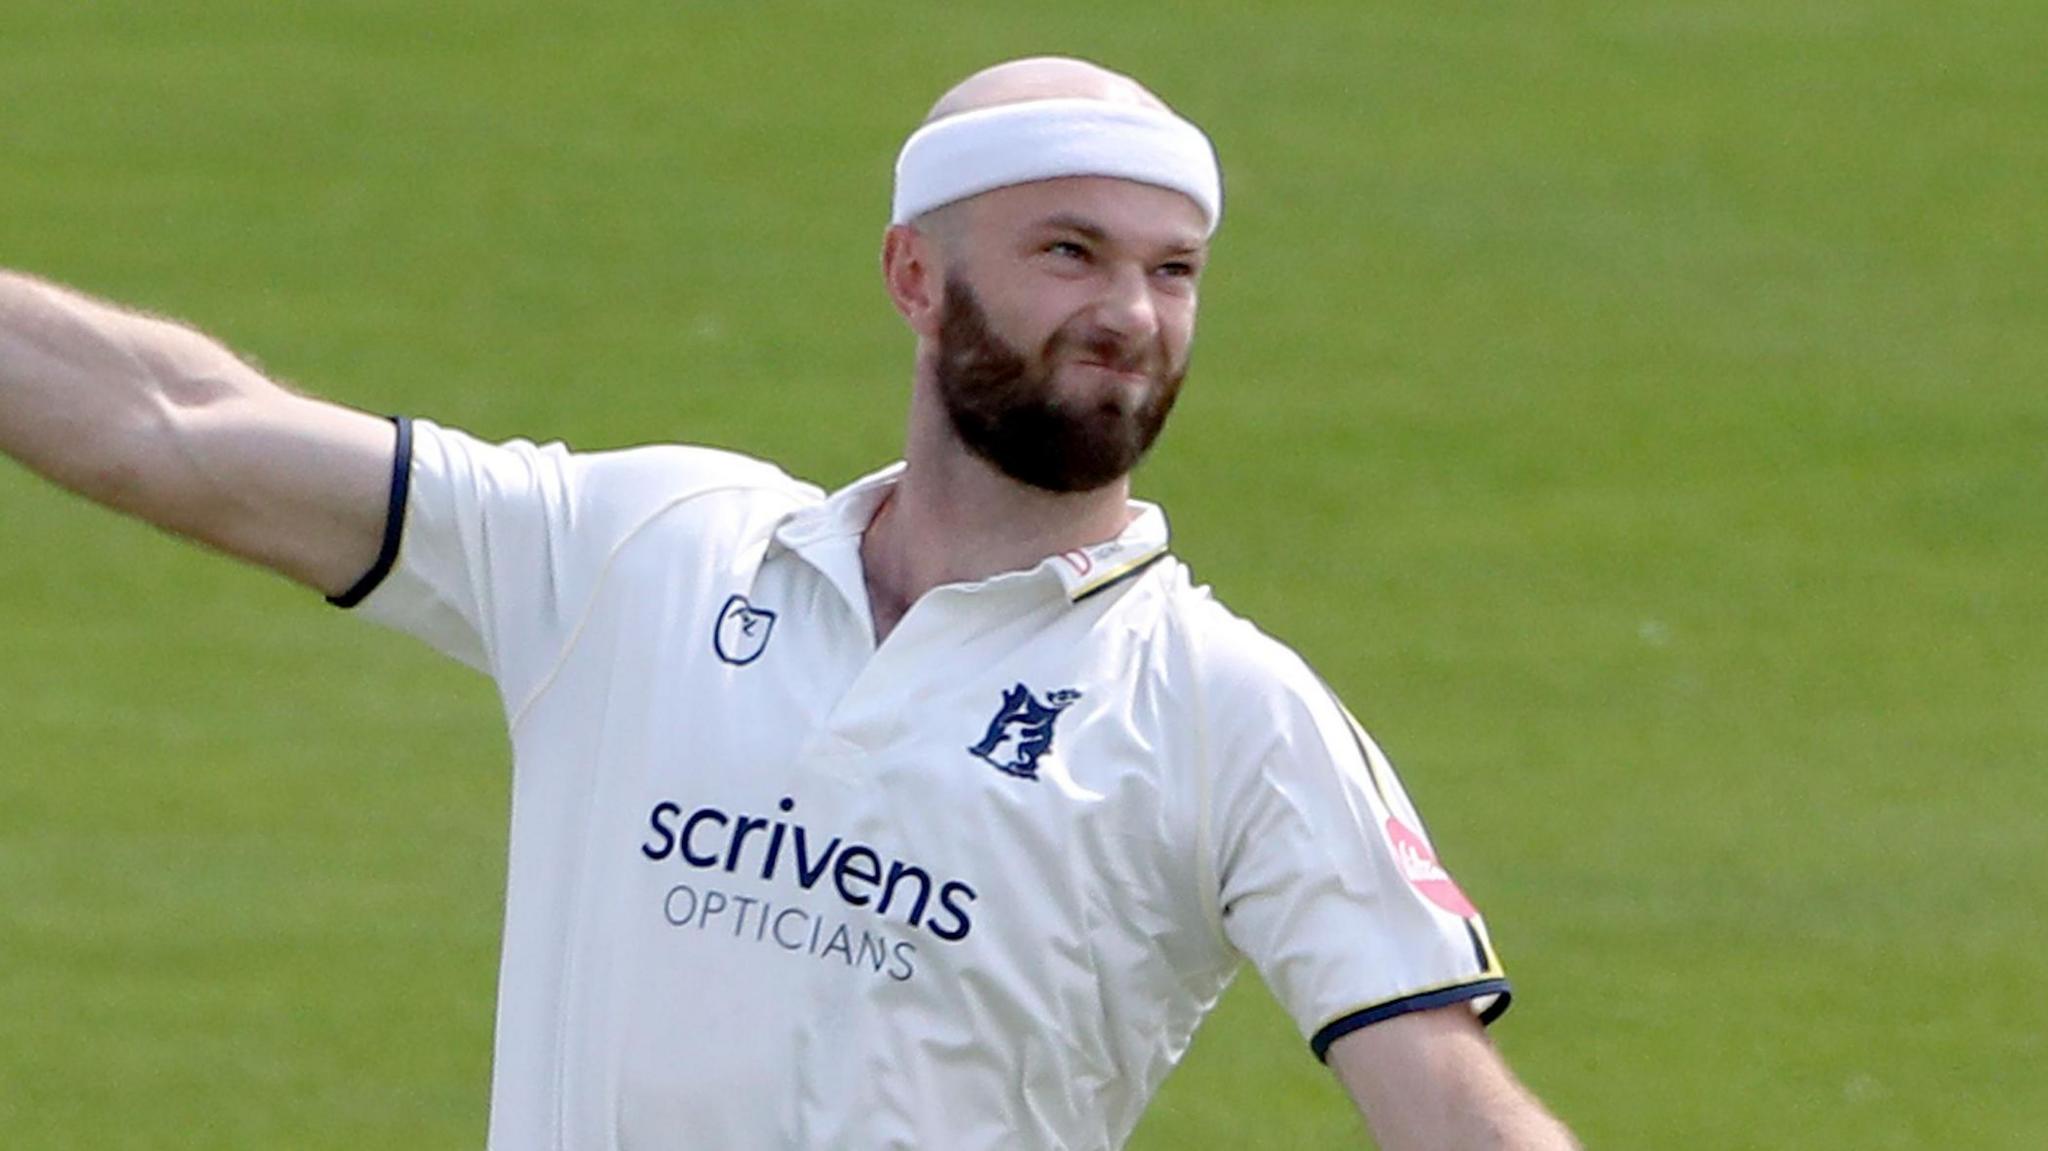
[891,97,1224,236]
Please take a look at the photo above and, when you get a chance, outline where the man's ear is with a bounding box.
[882,223,944,338]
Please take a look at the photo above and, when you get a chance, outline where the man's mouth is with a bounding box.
[1073,357,1150,382]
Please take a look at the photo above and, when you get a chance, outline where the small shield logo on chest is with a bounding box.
[713,595,777,666]
[968,684,1081,781]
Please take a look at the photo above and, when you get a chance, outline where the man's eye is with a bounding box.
[1046,241,1088,259]
[1156,261,1197,279]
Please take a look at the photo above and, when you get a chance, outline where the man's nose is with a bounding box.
[1091,263,1161,343]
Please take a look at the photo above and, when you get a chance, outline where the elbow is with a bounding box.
[76,377,230,523]
[66,390,177,513]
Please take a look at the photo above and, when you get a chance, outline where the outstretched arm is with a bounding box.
[0,270,397,597]
[1328,1005,1579,1151]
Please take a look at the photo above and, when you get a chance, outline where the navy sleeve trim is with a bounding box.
[327,415,414,609]
[1309,978,1513,1063]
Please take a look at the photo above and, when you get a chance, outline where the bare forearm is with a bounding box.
[1373,1065,1579,1151]
[0,269,395,593]
[1330,1009,1580,1151]
[0,270,271,511]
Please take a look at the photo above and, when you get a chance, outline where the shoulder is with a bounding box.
[1130,558,1332,715]
[569,439,813,497]
[410,417,824,525]
[1105,557,1356,783]
[423,418,815,500]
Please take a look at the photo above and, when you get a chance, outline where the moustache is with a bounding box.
[1048,328,1159,378]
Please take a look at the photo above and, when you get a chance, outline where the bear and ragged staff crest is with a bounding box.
[968,683,1082,781]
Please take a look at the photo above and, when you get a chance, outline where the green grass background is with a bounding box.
[2,1,2043,1146]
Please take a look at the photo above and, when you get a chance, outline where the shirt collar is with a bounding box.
[770,462,1171,603]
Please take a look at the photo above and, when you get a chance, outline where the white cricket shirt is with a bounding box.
[340,418,1510,1151]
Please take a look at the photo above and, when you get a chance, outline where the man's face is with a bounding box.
[927,177,1209,494]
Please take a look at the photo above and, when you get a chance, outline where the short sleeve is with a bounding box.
[1209,649,1510,1062]
[337,417,811,706]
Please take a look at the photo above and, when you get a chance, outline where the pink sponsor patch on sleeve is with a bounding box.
[1385,817,1478,918]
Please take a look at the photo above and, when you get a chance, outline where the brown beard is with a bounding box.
[933,275,1185,494]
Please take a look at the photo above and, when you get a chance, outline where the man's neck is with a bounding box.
[859,400,1135,643]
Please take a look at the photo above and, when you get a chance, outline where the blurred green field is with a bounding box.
[2,1,2043,1147]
